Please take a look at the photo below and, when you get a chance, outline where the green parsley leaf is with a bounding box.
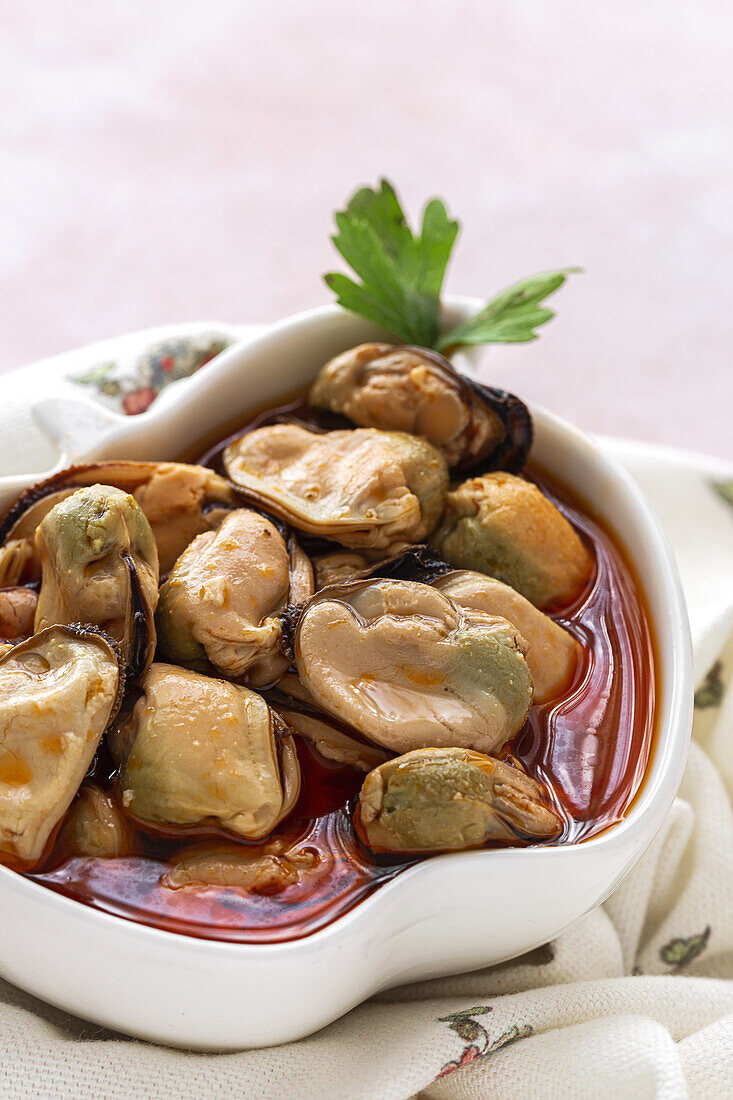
[436,269,580,352]
[324,179,458,348]
[324,179,578,353]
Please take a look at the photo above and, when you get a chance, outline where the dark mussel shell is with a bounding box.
[367,544,456,584]
[404,347,533,474]
[459,374,534,474]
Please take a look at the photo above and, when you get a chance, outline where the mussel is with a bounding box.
[277,707,389,773]
[308,550,579,702]
[164,838,321,894]
[0,460,238,582]
[355,748,562,853]
[0,540,34,588]
[0,586,38,642]
[109,664,301,840]
[60,783,133,859]
[312,551,371,591]
[432,571,581,702]
[433,472,594,610]
[157,509,313,686]
[309,343,533,472]
[0,625,123,865]
[34,485,159,678]
[223,424,449,553]
[272,674,390,772]
[292,578,533,755]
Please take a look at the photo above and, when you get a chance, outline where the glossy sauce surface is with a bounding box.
[27,398,656,941]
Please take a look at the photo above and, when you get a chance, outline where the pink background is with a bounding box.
[1,1,731,457]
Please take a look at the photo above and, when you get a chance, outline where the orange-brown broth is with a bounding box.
[24,401,656,942]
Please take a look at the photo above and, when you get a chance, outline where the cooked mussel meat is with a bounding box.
[109,664,300,839]
[157,509,313,686]
[433,472,594,609]
[0,540,35,588]
[309,343,532,471]
[164,838,321,894]
[277,707,389,772]
[272,674,390,772]
[0,625,123,864]
[0,586,38,642]
[312,551,371,591]
[432,571,581,702]
[223,424,448,552]
[293,578,533,755]
[356,747,562,853]
[60,783,133,859]
[34,485,159,677]
[0,460,238,581]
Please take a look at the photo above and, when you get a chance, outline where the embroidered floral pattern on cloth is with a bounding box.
[69,333,232,415]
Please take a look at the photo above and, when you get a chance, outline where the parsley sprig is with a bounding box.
[324,179,578,353]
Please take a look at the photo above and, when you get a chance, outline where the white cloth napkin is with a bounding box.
[0,328,731,1100]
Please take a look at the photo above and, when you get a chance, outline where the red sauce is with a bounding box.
[513,473,656,841]
[25,399,656,942]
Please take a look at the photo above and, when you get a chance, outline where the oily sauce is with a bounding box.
[27,399,656,942]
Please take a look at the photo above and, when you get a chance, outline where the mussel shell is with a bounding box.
[459,374,534,474]
[124,552,157,680]
[365,544,456,584]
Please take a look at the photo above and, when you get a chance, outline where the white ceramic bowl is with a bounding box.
[0,301,693,1049]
